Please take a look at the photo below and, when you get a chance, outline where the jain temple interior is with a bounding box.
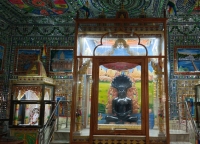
[1,0,200,144]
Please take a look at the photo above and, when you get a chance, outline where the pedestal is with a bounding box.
[158,131,165,137]
[153,117,159,130]
[73,131,82,135]
[76,122,82,132]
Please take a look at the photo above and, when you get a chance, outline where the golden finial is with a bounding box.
[120,14,124,18]
[85,0,89,7]
[101,9,105,15]
[121,3,124,10]
[139,8,146,18]
[98,9,106,18]
[37,54,40,61]
[141,8,145,14]
[184,0,188,5]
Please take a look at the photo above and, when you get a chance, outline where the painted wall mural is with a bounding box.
[14,47,41,75]
[48,47,73,74]
[174,46,200,75]
[9,0,69,16]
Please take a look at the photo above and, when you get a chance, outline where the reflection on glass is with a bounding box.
[148,59,157,136]
[78,36,162,56]
[44,86,53,100]
[149,58,166,137]
[98,62,141,130]
[44,104,51,124]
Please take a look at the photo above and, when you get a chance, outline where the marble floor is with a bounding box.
[72,128,189,136]
[57,127,193,143]
[56,118,194,143]
[59,125,189,137]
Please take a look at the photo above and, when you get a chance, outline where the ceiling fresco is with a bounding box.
[0,0,198,25]
[8,0,70,16]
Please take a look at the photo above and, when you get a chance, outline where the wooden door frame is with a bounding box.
[91,56,148,136]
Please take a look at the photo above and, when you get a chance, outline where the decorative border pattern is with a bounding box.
[176,79,199,102]
[10,128,38,144]
[72,135,166,144]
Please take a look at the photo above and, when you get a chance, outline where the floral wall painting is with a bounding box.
[0,44,5,72]
[14,47,41,75]
[49,48,73,73]
[174,46,200,75]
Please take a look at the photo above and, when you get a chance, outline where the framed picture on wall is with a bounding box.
[14,47,42,75]
[47,47,73,76]
[174,46,200,75]
[0,43,6,74]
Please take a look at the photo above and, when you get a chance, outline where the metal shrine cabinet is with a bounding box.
[9,58,55,144]
[70,4,169,144]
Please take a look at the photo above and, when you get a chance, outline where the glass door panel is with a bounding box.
[149,58,167,138]
[93,58,146,135]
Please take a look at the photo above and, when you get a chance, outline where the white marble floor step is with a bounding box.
[53,128,70,141]
[50,140,70,144]
[57,127,70,132]
[170,142,192,144]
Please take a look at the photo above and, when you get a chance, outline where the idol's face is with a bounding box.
[117,88,127,98]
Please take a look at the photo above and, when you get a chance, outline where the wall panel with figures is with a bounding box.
[9,24,75,80]
[54,79,73,128]
[46,46,74,77]
[13,46,42,75]
[168,18,200,119]
[0,18,12,120]
[167,17,200,143]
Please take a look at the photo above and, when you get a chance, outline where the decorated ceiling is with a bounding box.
[0,0,199,25]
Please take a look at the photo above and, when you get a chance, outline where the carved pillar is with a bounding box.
[158,75,165,136]
[88,76,92,125]
[151,61,165,137]
[75,60,91,133]
[75,76,83,132]
[153,78,158,129]
[14,104,19,125]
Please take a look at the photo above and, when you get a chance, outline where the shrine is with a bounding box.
[0,0,200,144]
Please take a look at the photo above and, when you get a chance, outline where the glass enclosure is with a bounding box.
[71,18,168,143]
[13,103,41,126]
[95,58,145,134]
[98,62,142,129]
[9,84,55,127]
[77,32,164,57]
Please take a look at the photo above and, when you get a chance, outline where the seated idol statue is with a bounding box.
[105,74,138,124]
